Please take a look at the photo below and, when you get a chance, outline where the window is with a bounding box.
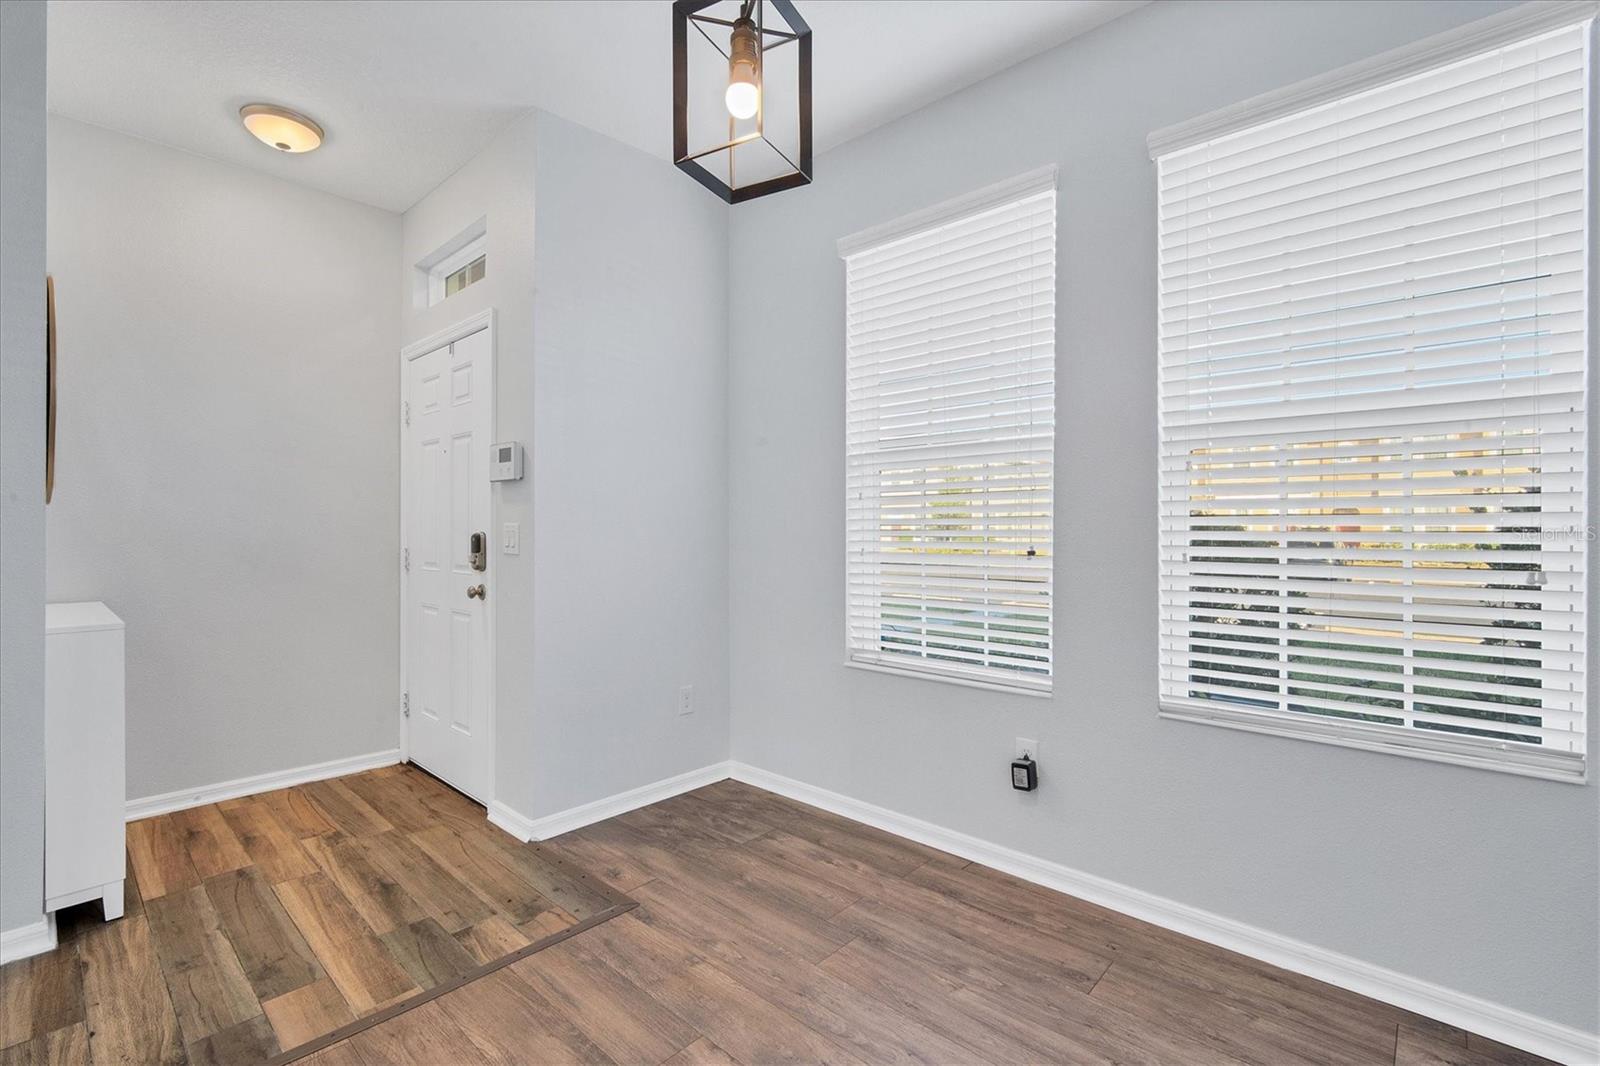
[1153,17,1591,779]
[415,218,487,308]
[839,169,1056,693]
[444,253,486,298]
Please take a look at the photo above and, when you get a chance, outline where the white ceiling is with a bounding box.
[47,0,1146,213]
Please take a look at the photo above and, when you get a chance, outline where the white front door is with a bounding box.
[403,325,492,802]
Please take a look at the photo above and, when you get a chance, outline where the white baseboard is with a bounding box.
[125,749,402,821]
[488,760,735,843]
[132,746,1585,1061]
[485,800,538,841]
[728,762,1600,1066]
[0,915,57,965]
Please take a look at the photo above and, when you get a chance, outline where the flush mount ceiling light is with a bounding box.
[673,0,811,203]
[239,103,324,153]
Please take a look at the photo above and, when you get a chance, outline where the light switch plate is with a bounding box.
[502,522,520,555]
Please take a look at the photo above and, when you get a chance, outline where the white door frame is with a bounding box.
[398,307,497,807]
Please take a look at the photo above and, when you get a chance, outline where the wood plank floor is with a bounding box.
[0,764,625,1065]
[4,770,1557,1066]
[296,778,1552,1066]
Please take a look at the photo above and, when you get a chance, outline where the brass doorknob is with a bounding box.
[467,584,486,600]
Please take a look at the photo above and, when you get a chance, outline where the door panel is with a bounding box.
[418,603,441,722]
[417,438,443,570]
[450,608,475,736]
[405,326,491,801]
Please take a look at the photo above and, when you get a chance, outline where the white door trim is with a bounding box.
[399,307,497,807]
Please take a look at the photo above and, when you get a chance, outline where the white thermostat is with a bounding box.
[489,441,524,481]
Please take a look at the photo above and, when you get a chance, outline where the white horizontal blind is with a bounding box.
[843,178,1056,691]
[1157,20,1591,779]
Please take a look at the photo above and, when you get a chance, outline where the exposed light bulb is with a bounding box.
[725,80,759,120]
[725,15,761,120]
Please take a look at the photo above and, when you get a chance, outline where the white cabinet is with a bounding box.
[45,602,125,920]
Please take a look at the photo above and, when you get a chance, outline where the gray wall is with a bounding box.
[45,117,403,800]
[526,112,730,817]
[0,0,49,938]
[727,0,1598,1033]
[401,111,730,822]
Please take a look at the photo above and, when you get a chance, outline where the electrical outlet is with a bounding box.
[677,684,694,717]
[1015,737,1038,760]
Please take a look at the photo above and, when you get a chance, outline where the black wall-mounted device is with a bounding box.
[1011,754,1037,791]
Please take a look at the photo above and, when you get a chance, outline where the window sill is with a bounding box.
[845,656,1052,699]
[1159,701,1587,784]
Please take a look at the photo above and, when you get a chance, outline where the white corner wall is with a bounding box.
[726,0,1598,1040]
[401,110,730,827]
[45,116,403,800]
[400,112,539,816]
[0,0,49,940]
[526,111,731,818]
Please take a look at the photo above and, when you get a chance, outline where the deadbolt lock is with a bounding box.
[469,531,487,572]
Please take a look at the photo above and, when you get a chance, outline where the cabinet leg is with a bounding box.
[101,881,124,921]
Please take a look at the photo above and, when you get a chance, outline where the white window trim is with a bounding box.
[839,168,1058,696]
[843,657,1054,698]
[1146,0,1599,158]
[836,165,1058,258]
[1160,706,1587,784]
[1149,4,1595,784]
[413,216,488,308]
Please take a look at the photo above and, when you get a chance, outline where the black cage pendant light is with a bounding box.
[673,0,812,203]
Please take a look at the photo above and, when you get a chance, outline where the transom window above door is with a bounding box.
[415,217,488,308]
